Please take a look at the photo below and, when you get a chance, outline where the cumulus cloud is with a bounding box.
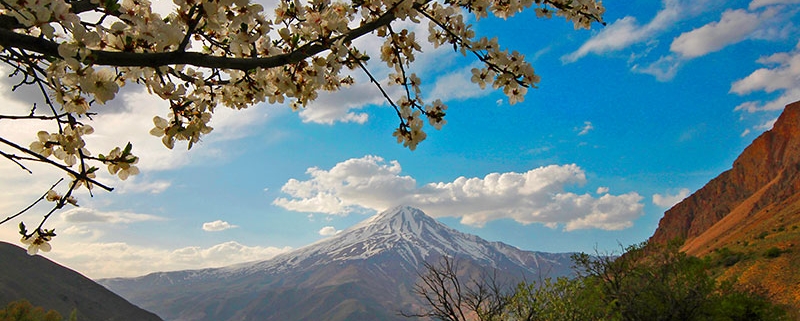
[202,220,239,232]
[652,188,691,208]
[61,208,165,224]
[46,241,291,278]
[273,155,416,214]
[731,40,800,133]
[274,156,644,231]
[318,226,340,236]
[671,10,762,59]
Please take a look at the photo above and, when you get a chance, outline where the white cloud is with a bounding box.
[632,55,682,81]
[671,10,761,59]
[731,41,800,124]
[577,121,594,136]
[116,178,172,194]
[273,155,416,214]
[202,220,238,232]
[61,207,165,224]
[749,0,800,10]
[318,226,340,236]
[44,241,291,278]
[596,186,609,194]
[429,66,490,102]
[562,0,684,63]
[652,188,691,208]
[274,156,644,230]
[297,78,379,125]
[731,43,800,96]
[569,0,797,82]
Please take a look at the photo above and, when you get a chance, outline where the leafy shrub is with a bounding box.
[764,247,783,258]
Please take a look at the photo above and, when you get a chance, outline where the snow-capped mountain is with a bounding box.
[99,206,575,321]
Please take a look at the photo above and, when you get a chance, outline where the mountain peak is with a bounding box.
[98,207,575,321]
[354,205,434,235]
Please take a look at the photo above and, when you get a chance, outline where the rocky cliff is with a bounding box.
[650,100,800,252]
[648,101,800,313]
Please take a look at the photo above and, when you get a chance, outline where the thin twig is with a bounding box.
[0,178,63,225]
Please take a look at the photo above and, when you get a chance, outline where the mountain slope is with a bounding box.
[0,242,163,321]
[651,100,800,253]
[100,206,575,321]
[649,100,800,312]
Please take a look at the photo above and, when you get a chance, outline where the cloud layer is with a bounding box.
[274,156,644,231]
[47,241,291,278]
[61,208,165,224]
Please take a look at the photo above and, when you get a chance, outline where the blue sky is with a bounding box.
[1,0,799,278]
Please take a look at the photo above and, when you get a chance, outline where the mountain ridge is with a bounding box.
[99,205,575,321]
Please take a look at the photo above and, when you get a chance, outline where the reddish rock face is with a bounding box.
[650,101,800,247]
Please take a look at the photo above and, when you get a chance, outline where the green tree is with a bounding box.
[572,241,787,321]
[504,276,602,321]
[408,241,787,321]
[0,300,62,321]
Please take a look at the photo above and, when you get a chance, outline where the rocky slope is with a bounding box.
[649,100,800,312]
[99,206,575,321]
[651,100,800,253]
[0,242,163,321]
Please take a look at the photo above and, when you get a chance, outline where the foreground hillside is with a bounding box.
[100,206,575,321]
[650,100,800,313]
[0,242,163,321]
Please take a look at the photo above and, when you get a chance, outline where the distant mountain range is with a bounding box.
[99,205,575,321]
[0,242,162,321]
[650,100,800,311]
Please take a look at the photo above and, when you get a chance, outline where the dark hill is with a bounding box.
[0,242,162,321]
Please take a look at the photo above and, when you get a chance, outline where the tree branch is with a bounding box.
[0,136,114,192]
[0,9,397,71]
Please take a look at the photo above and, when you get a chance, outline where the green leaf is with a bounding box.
[123,142,133,155]
[104,0,121,12]
[18,222,27,236]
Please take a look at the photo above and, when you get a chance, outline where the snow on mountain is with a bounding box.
[223,205,563,275]
[98,206,575,321]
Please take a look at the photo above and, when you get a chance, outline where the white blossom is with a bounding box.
[20,231,53,255]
